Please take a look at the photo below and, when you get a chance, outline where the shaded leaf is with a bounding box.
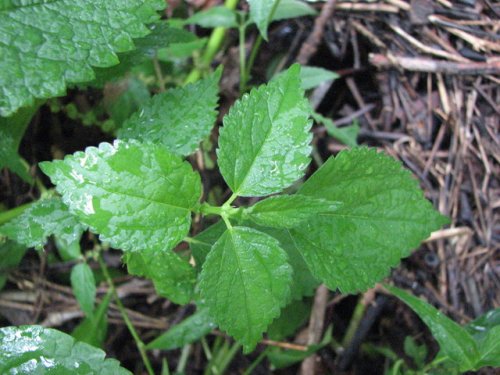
[199,226,292,352]
[218,64,312,197]
[313,112,359,148]
[189,220,226,271]
[0,0,164,116]
[247,0,278,40]
[40,140,201,253]
[71,263,96,317]
[0,325,130,374]
[267,298,311,340]
[299,66,338,90]
[185,6,237,28]
[291,147,448,292]
[0,240,27,290]
[273,0,317,21]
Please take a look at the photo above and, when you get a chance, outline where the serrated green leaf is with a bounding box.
[72,290,112,348]
[185,6,237,28]
[273,0,317,21]
[40,140,201,253]
[388,286,479,371]
[125,248,196,305]
[245,194,341,229]
[218,64,312,197]
[0,325,130,374]
[290,147,448,293]
[299,66,338,90]
[71,263,96,317]
[199,226,292,352]
[476,325,500,368]
[0,197,85,250]
[146,308,216,350]
[247,0,278,40]
[0,240,27,290]
[118,68,222,156]
[0,0,164,116]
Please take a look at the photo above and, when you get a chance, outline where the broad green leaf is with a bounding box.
[218,64,312,197]
[273,0,317,21]
[291,147,448,292]
[93,22,196,86]
[0,0,164,117]
[185,6,237,28]
[0,197,85,250]
[244,194,341,229]
[476,325,500,368]
[0,325,130,374]
[199,226,292,352]
[299,66,338,90]
[40,140,202,253]
[71,263,96,317]
[189,220,227,271]
[0,240,27,290]
[267,298,311,340]
[125,248,196,305]
[72,290,112,348]
[313,112,359,148]
[388,286,479,371]
[146,308,216,350]
[247,0,278,40]
[118,68,222,156]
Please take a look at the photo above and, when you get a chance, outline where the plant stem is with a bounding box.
[238,21,247,94]
[98,255,155,375]
[185,0,239,84]
[341,295,367,348]
[243,347,269,375]
[176,344,191,373]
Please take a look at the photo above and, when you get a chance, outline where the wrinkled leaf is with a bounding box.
[218,64,312,197]
[72,290,112,348]
[0,0,164,116]
[0,325,130,374]
[199,226,292,352]
[125,248,196,305]
[119,68,222,156]
[245,194,341,229]
[146,308,216,350]
[388,286,479,371]
[40,140,201,253]
[0,197,85,250]
[71,263,96,317]
[291,147,448,292]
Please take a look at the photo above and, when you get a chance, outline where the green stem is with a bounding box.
[176,344,191,373]
[341,295,367,348]
[243,347,269,375]
[98,255,155,375]
[218,341,241,374]
[185,0,239,84]
[0,201,35,225]
[238,22,247,94]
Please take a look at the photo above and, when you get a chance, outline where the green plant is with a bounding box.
[0,1,486,374]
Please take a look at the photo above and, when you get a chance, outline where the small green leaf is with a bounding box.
[125,248,196,305]
[388,286,479,371]
[146,308,216,350]
[72,290,112,348]
[268,298,311,340]
[0,240,27,290]
[0,0,165,116]
[185,6,237,28]
[40,140,202,253]
[291,147,448,293]
[476,325,500,368]
[218,64,312,197]
[118,68,222,156]
[0,197,85,250]
[273,0,317,21]
[404,336,427,368]
[245,194,341,229]
[313,112,359,148]
[199,226,292,352]
[299,66,338,90]
[0,325,130,374]
[0,135,32,183]
[71,263,96,317]
[247,0,279,40]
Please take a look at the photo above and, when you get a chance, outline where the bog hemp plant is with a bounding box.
[0,0,498,374]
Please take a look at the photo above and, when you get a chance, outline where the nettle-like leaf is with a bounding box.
[217,64,312,197]
[125,248,196,305]
[0,0,165,117]
[0,197,85,250]
[71,263,96,317]
[0,325,130,374]
[290,147,448,293]
[118,68,222,156]
[244,194,341,229]
[40,140,201,253]
[388,286,480,372]
[199,226,292,352]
